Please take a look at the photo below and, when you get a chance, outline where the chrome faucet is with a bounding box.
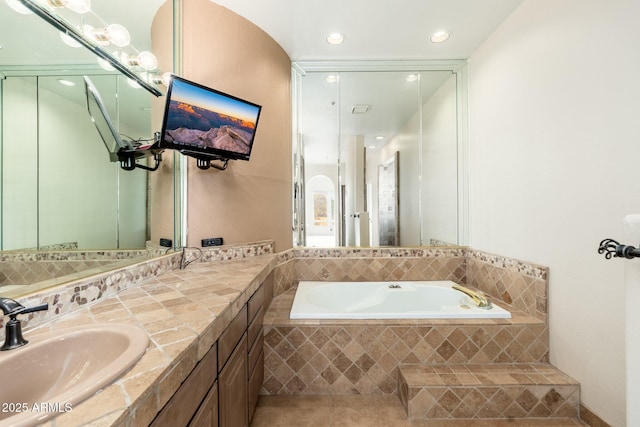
[0,298,49,351]
[452,284,492,310]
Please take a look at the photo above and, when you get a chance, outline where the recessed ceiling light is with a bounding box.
[326,32,345,45]
[325,75,338,83]
[375,136,385,140]
[405,74,419,82]
[57,79,75,86]
[430,31,450,43]
[368,145,376,149]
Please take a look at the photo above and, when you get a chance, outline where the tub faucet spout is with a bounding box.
[452,284,492,310]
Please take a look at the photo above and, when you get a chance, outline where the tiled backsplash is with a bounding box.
[273,246,547,322]
[0,241,275,331]
[273,247,467,298]
[466,249,548,320]
[0,249,149,287]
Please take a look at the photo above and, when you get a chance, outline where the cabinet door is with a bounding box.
[219,334,248,427]
[151,343,217,427]
[190,382,218,427]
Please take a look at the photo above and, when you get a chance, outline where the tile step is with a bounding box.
[397,363,580,420]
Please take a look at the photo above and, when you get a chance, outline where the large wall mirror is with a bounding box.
[0,0,176,296]
[292,61,468,248]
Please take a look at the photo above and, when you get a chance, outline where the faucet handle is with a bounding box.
[1,301,49,351]
[0,298,48,318]
[14,303,49,317]
[0,297,24,316]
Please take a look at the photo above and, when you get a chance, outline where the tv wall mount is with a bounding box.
[117,132,164,171]
[180,149,230,171]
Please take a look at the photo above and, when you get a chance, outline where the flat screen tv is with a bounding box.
[159,75,262,162]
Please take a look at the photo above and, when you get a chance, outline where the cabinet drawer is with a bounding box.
[247,306,264,349]
[151,343,217,427]
[218,305,247,372]
[247,286,264,323]
[248,328,263,376]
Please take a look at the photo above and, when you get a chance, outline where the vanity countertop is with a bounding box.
[32,253,277,427]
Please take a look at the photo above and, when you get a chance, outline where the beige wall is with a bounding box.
[152,0,293,251]
[468,0,640,424]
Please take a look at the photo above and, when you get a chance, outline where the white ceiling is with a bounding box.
[209,0,524,61]
[210,0,525,165]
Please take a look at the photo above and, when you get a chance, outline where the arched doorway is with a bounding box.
[305,175,336,247]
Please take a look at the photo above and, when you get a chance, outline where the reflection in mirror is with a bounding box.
[293,63,466,248]
[0,0,174,298]
[2,74,150,250]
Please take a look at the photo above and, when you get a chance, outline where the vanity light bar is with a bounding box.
[15,0,163,97]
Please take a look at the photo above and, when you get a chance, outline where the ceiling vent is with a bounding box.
[351,105,370,114]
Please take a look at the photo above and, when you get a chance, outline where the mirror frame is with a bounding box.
[291,60,469,247]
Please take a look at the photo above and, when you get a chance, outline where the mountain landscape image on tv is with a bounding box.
[161,76,262,160]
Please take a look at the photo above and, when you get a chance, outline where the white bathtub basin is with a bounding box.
[290,280,512,319]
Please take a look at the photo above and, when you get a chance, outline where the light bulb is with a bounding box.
[127,78,141,89]
[5,0,32,14]
[62,0,90,13]
[46,0,90,13]
[105,24,130,47]
[59,31,81,47]
[83,24,108,45]
[145,72,172,86]
[97,56,115,71]
[161,72,172,86]
[136,51,158,71]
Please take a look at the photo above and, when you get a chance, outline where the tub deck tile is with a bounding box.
[262,289,548,396]
[397,363,580,420]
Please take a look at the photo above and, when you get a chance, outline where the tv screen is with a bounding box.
[160,75,262,161]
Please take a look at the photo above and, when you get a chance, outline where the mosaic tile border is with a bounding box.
[466,249,548,281]
[289,246,467,259]
[147,240,275,261]
[276,247,547,281]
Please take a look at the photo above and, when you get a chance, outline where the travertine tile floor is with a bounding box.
[250,395,588,427]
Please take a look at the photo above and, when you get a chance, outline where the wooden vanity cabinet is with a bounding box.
[151,274,271,427]
[150,343,218,427]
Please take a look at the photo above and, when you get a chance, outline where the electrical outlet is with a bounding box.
[159,238,172,248]
[202,237,223,247]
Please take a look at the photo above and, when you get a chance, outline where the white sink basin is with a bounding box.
[0,323,149,427]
